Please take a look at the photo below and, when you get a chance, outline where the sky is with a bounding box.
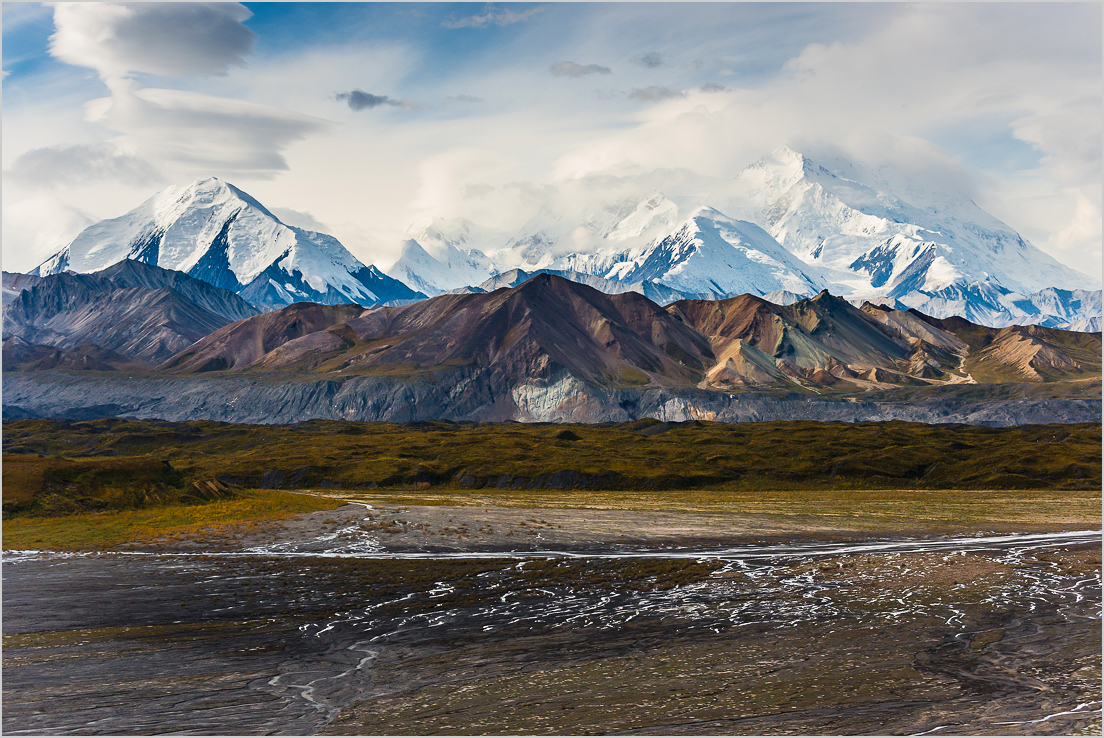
[2,1,1101,279]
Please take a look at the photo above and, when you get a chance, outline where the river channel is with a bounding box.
[3,527,1101,735]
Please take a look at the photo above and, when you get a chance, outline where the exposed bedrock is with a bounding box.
[3,370,1099,426]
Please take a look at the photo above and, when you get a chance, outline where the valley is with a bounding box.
[4,417,1100,735]
[4,6,1100,736]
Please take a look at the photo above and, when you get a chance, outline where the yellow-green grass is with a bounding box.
[2,489,342,551]
[324,487,1102,533]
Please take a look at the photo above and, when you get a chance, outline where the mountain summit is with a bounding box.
[34,178,424,311]
[28,155,1101,330]
[713,146,1100,323]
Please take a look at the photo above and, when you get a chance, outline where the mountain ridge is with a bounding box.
[24,153,1102,330]
[154,274,1100,396]
[5,274,1098,425]
[3,260,261,365]
[35,177,425,311]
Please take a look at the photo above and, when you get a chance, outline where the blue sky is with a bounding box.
[2,2,1100,276]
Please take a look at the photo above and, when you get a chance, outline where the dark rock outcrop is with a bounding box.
[3,370,1098,427]
[3,260,260,364]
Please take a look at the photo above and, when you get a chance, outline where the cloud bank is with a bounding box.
[39,2,325,183]
[2,2,1098,278]
[7,143,164,189]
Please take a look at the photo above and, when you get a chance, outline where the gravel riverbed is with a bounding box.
[3,504,1100,735]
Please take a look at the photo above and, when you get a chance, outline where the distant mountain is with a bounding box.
[497,193,684,274]
[396,146,1099,330]
[3,260,260,364]
[385,218,498,295]
[671,289,1100,389]
[2,272,42,307]
[158,302,367,373]
[2,337,146,373]
[603,207,822,297]
[712,146,1101,324]
[462,268,713,304]
[669,291,916,388]
[7,276,1098,425]
[34,177,425,310]
[26,157,1102,332]
[388,193,688,297]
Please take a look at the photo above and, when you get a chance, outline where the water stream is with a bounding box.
[3,529,1100,735]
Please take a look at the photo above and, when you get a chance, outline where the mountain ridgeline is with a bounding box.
[24,146,1102,332]
[6,145,1102,425]
[3,261,259,365]
[4,273,1099,425]
[33,177,424,311]
[155,274,1100,390]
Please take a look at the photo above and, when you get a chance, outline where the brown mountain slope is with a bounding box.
[159,277,1100,394]
[2,338,147,372]
[159,303,367,373]
[668,291,927,388]
[905,313,1102,383]
[161,274,715,388]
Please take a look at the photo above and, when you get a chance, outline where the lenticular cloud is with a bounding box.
[49,2,255,80]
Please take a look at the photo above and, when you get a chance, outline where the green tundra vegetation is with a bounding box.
[3,417,1098,550]
[4,417,1099,503]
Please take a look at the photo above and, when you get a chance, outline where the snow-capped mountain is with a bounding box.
[388,154,1100,329]
[459,267,714,304]
[385,217,497,295]
[604,207,823,298]
[27,157,1101,332]
[34,178,424,311]
[484,192,686,276]
[387,192,689,297]
[711,146,1100,306]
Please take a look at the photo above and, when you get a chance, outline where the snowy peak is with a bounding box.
[386,218,497,295]
[606,206,821,298]
[34,178,424,311]
[715,147,1100,306]
[605,192,680,241]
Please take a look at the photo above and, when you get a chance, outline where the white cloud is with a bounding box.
[442,5,548,30]
[27,3,322,185]
[6,2,1098,280]
[268,207,332,233]
[1,193,97,273]
[7,142,164,188]
[50,2,255,80]
[83,83,327,178]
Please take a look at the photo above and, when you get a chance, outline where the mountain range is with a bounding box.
[4,272,1098,425]
[3,260,258,365]
[33,177,424,310]
[19,146,1103,335]
[386,147,1100,329]
[157,273,1101,390]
